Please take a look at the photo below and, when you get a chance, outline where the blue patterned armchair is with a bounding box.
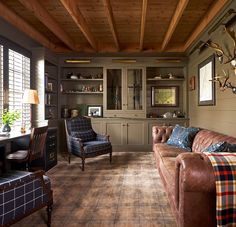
[65,116,112,171]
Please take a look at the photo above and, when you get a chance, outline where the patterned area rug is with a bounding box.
[13,152,176,227]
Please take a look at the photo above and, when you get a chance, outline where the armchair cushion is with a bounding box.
[72,140,112,156]
[71,129,96,142]
[96,134,109,141]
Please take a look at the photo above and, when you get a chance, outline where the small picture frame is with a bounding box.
[189,76,195,91]
[87,105,103,117]
[151,86,178,107]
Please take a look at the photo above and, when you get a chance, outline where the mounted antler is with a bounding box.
[212,69,229,91]
[206,26,236,66]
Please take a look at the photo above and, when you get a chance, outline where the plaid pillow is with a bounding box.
[71,130,96,142]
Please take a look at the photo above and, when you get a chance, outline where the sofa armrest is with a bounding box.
[152,126,173,144]
[175,152,216,227]
[175,153,215,193]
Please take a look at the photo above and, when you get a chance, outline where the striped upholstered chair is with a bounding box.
[65,116,112,171]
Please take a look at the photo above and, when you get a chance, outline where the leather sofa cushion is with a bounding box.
[154,143,187,158]
[192,129,236,153]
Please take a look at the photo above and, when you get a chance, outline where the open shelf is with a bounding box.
[61,78,103,81]
[62,91,103,95]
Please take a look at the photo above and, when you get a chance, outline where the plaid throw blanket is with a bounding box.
[205,152,236,227]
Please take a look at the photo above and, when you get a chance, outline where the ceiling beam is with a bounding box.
[139,0,148,51]
[184,0,230,51]
[18,0,76,50]
[161,0,189,51]
[0,2,57,51]
[102,0,120,51]
[59,0,97,51]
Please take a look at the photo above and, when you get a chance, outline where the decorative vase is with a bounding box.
[2,124,11,132]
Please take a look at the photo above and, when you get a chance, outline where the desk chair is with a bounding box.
[6,126,48,171]
[65,116,112,171]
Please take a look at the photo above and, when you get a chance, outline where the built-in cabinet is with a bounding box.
[60,67,103,118]
[57,57,188,152]
[45,61,58,121]
[90,117,188,150]
[105,120,145,146]
[146,66,187,118]
[104,67,146,118]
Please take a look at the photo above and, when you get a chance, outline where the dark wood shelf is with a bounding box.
[45,90,57,94]
[61,78,103,81]
[147,78,184,81]
[45,104,57,107]
[46,75,57,80]
[62,91,103,95]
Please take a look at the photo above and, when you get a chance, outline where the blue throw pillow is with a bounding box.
[167,125,200,151]
[226,143,236,152]
[204,141,228,153]
[71,129,96,142]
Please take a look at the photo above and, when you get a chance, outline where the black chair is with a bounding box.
[65,116,112,171]
[6,126,48,171]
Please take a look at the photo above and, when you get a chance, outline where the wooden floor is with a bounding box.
[13,152,176,227]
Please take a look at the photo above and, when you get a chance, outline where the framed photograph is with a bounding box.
[87,105,103,117]
[151,86,178,107]
[189,76,195,91]
[198,55,215,106]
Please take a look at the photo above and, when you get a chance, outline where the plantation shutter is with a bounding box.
[0,45,3,125]
[8,49,30,129]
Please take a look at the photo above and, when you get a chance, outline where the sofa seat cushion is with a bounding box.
[154,143,187,157]
[159,157,176,202]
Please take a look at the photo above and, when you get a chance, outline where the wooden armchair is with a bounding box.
[65,116,112,171]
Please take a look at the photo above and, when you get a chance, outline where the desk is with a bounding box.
[0,131,31,172]
[0,128,58,172]
[0,131,30,143]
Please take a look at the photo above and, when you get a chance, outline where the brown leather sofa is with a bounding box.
[152,126,236,227]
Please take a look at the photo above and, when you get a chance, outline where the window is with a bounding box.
[0,45,3,124]
[8,49,30,129]
[0,37,31,130]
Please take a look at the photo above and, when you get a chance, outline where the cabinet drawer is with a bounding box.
[46,142,57,151]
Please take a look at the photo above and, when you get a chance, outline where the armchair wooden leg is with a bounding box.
[110,152,112,163]
[46,204,52,227]
[82,158,85,171]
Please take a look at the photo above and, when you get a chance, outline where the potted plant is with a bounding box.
[2,109,20,132]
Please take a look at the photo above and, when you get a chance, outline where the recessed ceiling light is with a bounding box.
[65,59,91,63]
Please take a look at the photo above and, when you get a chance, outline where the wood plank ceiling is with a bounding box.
[0,0,231,54]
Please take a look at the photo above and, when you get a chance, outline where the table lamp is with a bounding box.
[22,89,39,132]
